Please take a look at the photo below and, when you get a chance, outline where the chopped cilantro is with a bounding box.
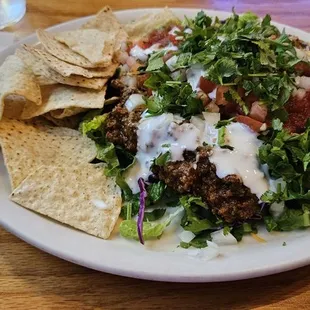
[145,51,166,71]
[178,10,302,111]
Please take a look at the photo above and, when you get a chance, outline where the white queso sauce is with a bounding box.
[125,113,269,197]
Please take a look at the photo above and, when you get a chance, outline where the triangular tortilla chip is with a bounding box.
[0,118,96,189]
[49,107,87,119]
[81,6,128,56]
[55,29,114,66]
[16,49,108,90]
[81,6,122,34]
[43,113,81,129]
[10,163,122,239]
[125,8,180,42]
[23,45,117,79]
[20,85,106,119]
[0,55,42,119]
[36,29,99,69]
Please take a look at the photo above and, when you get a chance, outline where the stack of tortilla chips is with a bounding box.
[0,6,126,239]
[0,6,180,239]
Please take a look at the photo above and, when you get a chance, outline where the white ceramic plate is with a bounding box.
[1,8,310,283]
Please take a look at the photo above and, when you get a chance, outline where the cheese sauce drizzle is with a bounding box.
[125,113,269,197]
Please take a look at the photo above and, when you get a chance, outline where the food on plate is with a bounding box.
[20,84,107,119]
[16,49,108,89]
[125,8,180,42]
[11,164,121,239]
[1,7,310,246]
[54,29,115,66]
[0,55,41,118]
[0,118,96,189]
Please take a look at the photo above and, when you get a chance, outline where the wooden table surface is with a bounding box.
[1,0,310,309]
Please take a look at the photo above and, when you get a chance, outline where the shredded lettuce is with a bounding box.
[80,113,108,143]
[264,207,310,231]
[120,220,170,241]
[180,196,217,233]
[120,208,182,241]
[259,119,310,205]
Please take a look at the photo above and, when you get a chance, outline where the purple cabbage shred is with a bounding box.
[137,178,147,245]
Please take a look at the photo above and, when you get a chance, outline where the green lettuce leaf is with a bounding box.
[180,196,217,233]
[96,142,119,176]
[144,209,166,221]
[80,113,108,143]
[264,207,310,231]
[120,208,182,241]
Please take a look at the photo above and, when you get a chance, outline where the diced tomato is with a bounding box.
[216,86,230,106]
[249,101,268,122]
[295,62,310,77]
[135,26,175,49]
[136,40,147,49]
[236,115,264,132]
[198,77,216,94]
[168,34,179,46]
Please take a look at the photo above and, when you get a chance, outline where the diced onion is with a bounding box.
[125,94,145,112]
[120,75,137,88]
[130,45,148,62]
[208,88,217,100]
[270,201,285,218]
[190,116,205,132]
[202,112,221,125]
[178,230,195,243]
[211,229,238,245]
[168,26,181,35]
[166,55,178,71]
[292,88,307,99]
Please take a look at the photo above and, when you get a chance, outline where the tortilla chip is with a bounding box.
[104,96,120,105]
[23,45,118,79]
[16,49,108,90]
[10,163,122,239]
[0,118,96,189]
[125,8,180,42]
[81,6,122,34]
[2,95,26,119]
[55,29,114,66]
[81,6,128,56]
[50,107,87,119]
[20,84,106,119]
[43,113,81,129]
[0,55,42,119]
[36,29,99,69]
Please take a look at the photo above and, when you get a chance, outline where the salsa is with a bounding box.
[136,25,180,49]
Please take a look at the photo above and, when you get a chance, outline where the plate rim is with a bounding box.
[1,7,310,283]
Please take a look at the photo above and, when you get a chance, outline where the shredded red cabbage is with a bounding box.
[137,178,147,244]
